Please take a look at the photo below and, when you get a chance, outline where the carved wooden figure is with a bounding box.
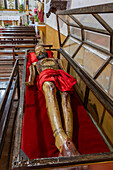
[25,45,79,157]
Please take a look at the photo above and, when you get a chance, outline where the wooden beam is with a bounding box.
[56,3,113,15]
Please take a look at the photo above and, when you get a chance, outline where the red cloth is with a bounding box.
[27,51,53,69]
[38,8,44,23]
[21,52,110,159]
[38,69,77,92]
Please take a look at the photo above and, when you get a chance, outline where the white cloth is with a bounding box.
[0,16,20,23]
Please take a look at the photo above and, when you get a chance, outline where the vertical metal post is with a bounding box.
[12,47,15,65]
[82,27,90,108]
[108,34,113,93]
[16,60,20,100]
[56,15,61,47]
[26,0,29,25]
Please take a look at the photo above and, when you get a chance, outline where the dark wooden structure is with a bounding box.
[0,59,20,157]
[0,26,39,44]
[12,3,113,169]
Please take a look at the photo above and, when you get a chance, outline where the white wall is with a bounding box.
[45,0,113,35]
[71,0,113,8]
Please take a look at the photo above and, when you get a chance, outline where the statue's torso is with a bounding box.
[35,58,61,74]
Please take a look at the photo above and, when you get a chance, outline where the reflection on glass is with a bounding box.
[59,15,79,26]
[72,14,105,30]
[63,37,80,56]
[88,90,105,123]
[85,30,110,50]
[70,26,81,39]
[96,62,113,97]
[70,65,86,102]
[73,45,108,77]
[58,17,68,41]
[99,13,113,30]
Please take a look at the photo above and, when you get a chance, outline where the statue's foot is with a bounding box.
[59,138,80,157]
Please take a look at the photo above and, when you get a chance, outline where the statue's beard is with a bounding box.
[37,52,48,60]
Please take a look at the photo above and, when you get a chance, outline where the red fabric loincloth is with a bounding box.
[21,52,110,159]
[38,69,77,92]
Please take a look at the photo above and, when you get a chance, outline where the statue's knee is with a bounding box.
[43,82,56,92]
[61,92,69,98]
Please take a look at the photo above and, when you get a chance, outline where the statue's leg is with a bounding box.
[60,92,73,140]
[25,64,36,86]
[43,81,78,156]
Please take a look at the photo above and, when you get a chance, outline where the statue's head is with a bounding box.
[35,45,48,60]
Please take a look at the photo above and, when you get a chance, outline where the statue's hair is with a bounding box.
[35,44,46,56]
[35,44,43,49]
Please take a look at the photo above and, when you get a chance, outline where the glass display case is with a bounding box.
[12,3,113,169]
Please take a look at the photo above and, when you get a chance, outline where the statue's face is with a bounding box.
[35,45,46,56]
[35,45,48,60]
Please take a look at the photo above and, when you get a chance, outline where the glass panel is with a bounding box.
[109,63,113,97]
[96,61,113,97]
[73,45,108,77]
[63,37,80,56]
[72,14,105,30]
[60,54,68,72]
[99,13,113,29]
[85,30,110,50]
[70,26,81,39]
[87,91,104,123]
[70,66,86,102]
[59,15,79,26]
[58,17,68,43]
[102,110,113,145]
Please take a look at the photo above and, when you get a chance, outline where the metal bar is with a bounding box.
[56,15,62,47]
[69,24,110,35]
[16,60,20,100]
[92,14,113,34]
[93,56,112,79]
[0,60,18,121]
[87,111,113,151]
[0,79,17,158]
[72,42,83,58]
[70,34,113,58]
[13,152,113,169]
[12,47,15,65]
[12,50,27,166]
[58,16,70,26]
[84,86,90,107]
[69,15,83,27]
[56,3,113,15]
[83,26,110,35]
[61,35,69,47]
[6,102,19,170]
